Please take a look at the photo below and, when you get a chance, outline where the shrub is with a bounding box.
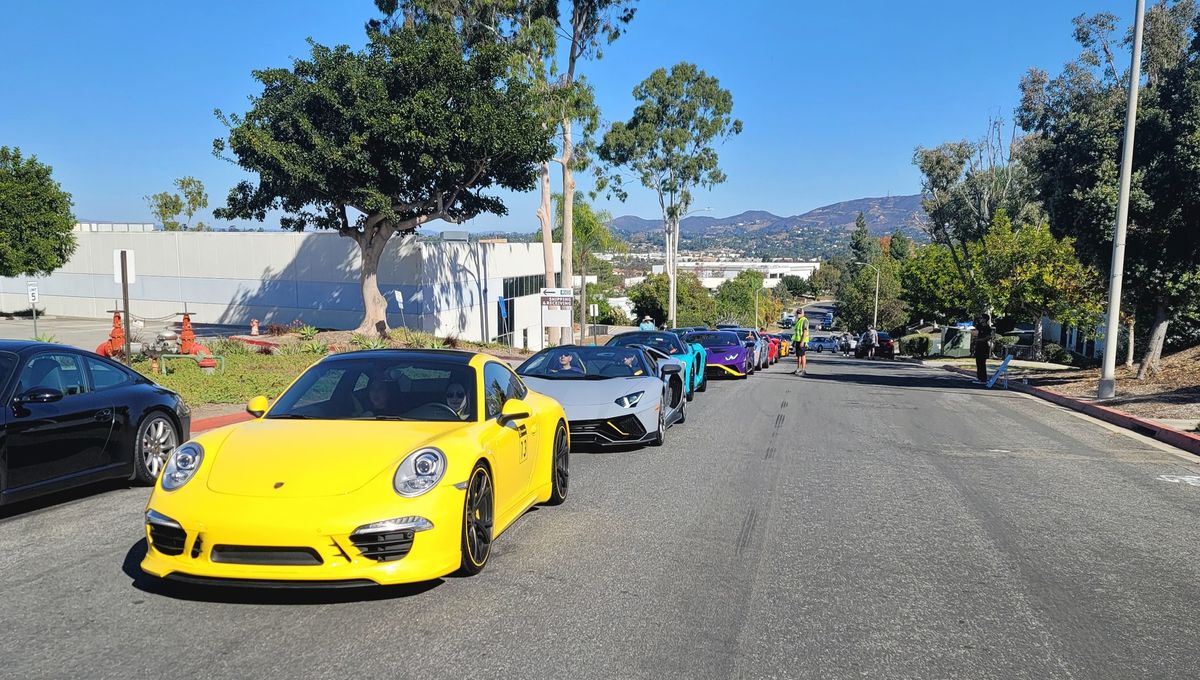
[32,334,58,344]
[390,328,445,349]
[350,333,391,350]
[297,325,319,341]
[1043,343,1071,364]
[132,352,318,404]
[302,340,328,355]
[899,334,931,358]
[207,338,254,355]
[264,323,291,336]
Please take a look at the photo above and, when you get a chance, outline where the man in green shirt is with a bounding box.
[791,308,810,375]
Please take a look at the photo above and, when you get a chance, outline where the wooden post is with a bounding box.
[121,251,132,364]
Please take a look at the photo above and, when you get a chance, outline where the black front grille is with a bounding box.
[210,545,323,566]
[351,530,414,562]
[149,524,187,556]
[190,534,204,559]
[569,415,647,442]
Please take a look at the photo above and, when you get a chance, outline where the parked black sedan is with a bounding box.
[0,341,190,506]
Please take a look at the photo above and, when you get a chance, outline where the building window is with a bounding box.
[502,274,546,299]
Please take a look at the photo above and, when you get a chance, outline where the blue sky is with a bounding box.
[1,1,1132,233]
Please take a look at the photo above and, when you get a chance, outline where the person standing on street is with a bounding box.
[866,326,879,360]
[974,313,994,384]
[791,308,810,375]
[840,331,852,357]
[639,315,656,331]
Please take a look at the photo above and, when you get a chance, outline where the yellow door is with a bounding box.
[480,362,535,521]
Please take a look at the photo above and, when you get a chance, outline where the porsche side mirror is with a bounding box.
[14,387,64,405]
[498,398,531,426]
[246,395,269,418]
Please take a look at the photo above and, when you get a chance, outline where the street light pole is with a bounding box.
[754,287,764,328]
[855,261,881,329]
[1099,0,1146,399]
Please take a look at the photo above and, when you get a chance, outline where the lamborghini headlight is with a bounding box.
[394,447,447,497]
[615,391,644,408]
[161,442,203,491]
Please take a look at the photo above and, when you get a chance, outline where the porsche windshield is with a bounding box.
[607,332,685,355]
[267,357,477,422]
[517,346,651,379]
[685,331,742,348]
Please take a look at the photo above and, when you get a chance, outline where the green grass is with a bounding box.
[133,352,318,405]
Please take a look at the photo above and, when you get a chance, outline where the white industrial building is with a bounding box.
[651,260,820,289]
[0,230,562,351]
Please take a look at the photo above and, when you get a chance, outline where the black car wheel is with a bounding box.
[544,423,569,506]
[132,413,179,486]
[650,399,666,446]
[457,462,494,576]
[698,370,708,392]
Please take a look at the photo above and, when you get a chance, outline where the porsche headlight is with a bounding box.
[161,442,203,491]
[615,391,644,408]
[394,447,447,497]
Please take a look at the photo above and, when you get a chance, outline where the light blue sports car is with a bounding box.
[606,330,707,399]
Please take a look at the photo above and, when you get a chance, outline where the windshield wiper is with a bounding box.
[266,414,312,420]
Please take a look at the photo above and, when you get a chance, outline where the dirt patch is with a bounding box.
[1025,345,1200,420]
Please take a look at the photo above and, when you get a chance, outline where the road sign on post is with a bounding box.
[540,287,573,336]
[27,282,39,338]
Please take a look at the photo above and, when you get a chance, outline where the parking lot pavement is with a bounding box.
[3,354,1200,679]
[0,316,246,351]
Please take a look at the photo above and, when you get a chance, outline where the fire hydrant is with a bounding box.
[179,312,211,356]
[95,311,126,357]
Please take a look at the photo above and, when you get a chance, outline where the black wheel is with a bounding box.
[698,370,708,392]
[685,376,695,401]
[817,346,823,353]
[544,423,569,506]
[650,399,666,446]
[132,413,179,486]
[457,462,494,576]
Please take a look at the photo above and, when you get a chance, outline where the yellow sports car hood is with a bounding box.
[204,419,471,498]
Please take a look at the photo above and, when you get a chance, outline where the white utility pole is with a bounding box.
[1099,0,1146,399]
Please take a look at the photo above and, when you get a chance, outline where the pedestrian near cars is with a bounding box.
[791,308,810,375]
[973,313,994,384]
[638,315,656,331]
[840,331,852,357]
[866,326,879,360]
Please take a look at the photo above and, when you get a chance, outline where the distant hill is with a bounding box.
[611,195,925,238]
[610,194,927,259]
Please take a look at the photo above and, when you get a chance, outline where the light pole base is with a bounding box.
[1098,377,1116,399]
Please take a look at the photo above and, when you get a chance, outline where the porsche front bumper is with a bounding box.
[140,485,467,587]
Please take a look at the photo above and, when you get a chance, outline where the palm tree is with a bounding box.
[553,191,624,342]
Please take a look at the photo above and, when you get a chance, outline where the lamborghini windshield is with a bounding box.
[685,331,742,348]
[607,332,686,355]
[267,356,477,422]
[517,346,651,379]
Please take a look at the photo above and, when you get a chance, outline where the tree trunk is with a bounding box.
[535,161,559,346]
[579,258,588,344]
[665,218,677,327]
[1124,314,1135,367]
[353,226,393,337]
[1136,301,1169,380]
[560,120,576,344]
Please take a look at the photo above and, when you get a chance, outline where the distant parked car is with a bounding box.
[856,331,895,359]
[807,336,840,353]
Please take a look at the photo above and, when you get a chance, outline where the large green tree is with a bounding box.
[214,24,552,335]
[838,256,906,333]
[0,147,77,278]
[849,211,881,262]
[627,272,712,328]
[599,62,742,327]
[901,242,973,324]
[714,270,778,328]
[1016,3,1200,376]
[146,176,209,231]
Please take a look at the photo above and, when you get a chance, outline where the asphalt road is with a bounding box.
[3,354,1200,679]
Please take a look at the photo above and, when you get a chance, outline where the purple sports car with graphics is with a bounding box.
[684,330,752,379]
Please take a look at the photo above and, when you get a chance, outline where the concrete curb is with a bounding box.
[192,411,253,434]
[939,365,1200,457]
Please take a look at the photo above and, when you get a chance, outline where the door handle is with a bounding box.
[94,409,113,421]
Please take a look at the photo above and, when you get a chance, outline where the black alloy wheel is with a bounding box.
[650,398,666,446]
[545,423,569,506]
[458,463,494,575]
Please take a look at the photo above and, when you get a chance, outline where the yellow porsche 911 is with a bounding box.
[140,349,569,587]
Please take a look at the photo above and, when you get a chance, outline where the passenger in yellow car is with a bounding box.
[359,375,393,416]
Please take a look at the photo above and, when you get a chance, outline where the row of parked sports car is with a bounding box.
[0,325,796,591]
